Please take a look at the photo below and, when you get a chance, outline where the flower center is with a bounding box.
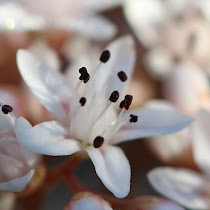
[69,50,138,149]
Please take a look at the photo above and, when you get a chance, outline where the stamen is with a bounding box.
[79,67,87,74]
[118,71,127,82]
[100,50,110,63]
[93,136,104,148]
[130,114,138,123]
[2,105,13,114]
[91,91,120,127]
[119,95,133,110]
[125,95,133,104]
[79,67,90,83]
[105,108,125,143]
[109,91,119,102]
[79,97,86,106]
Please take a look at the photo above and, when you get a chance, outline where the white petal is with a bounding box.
[29,39,60,70]
[197,0,210,23]
[56,15,117,40]
[86,145,130,198]
[123,0,165,47]
[0,169,34,192]
[88,36,136,101]
[146,47,174,80]
[67,194,113,210]
[163,62,210,114]
[15,117,81,156]
[148,167,209,209]
[112,100,193,144]
[191,109,210,176]
[0,110,15,134]
[16,49,73,122]
[0,3,45,32]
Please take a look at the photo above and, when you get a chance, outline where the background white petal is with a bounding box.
[191,109,210,176]
[163,62,210,115]
[148,167,209,209]
[56,15,117,40]
[17,49,73,122]
[123,0,166,47]
[112,100,193,144]
[145,47,174,80]
[15,117,81,156]
[0,169,34,192]
[0,2,45,32]
[67,193,113,210]
[86,145,130,198]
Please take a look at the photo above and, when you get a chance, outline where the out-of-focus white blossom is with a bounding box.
[65,192,113,210]
[148,109,210,210]
[0,2,45,32]
[163,62,210,115]
[19,0,123,40]
[124,0,210,78]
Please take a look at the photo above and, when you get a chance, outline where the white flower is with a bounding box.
[16,36,193,198]
[0,98,39,192]
[64,192,113,210]
[0,2,45,32]
[18,0,122,40]
[148,109,210,209]
[163,62,210,115]
[123,0,210,78]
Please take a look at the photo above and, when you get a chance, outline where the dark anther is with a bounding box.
[100,50,110,63]
[118,71,127,82]
[109,91,119,103]
[119,100,129,110]
[2,105,13,114]
[79,67,87,74]
[79,67,90,83]
[93,136,104,148]
[125,95,133,105]
[79,97,86,106]
[119,95,133,110]
[130,114,138,123]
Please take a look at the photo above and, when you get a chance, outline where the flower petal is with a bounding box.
[65,192,113,210]
[88,36,136,101]
[191,109,210,176]
[15,117,81,156]
[112,100,193,144]
[0,109,15,134]
[0,169,34,192]
[148,167,209,210]
[29,39,60,70]
[86,145,130,198]
[146,47,174,80]
[17,49,73,122]
[163,62,210,114]
[123,0,165,47]
[0,2,45,32]
[56,15,117,40]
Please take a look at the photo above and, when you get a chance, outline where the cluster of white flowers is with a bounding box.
[0,0,210,209]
